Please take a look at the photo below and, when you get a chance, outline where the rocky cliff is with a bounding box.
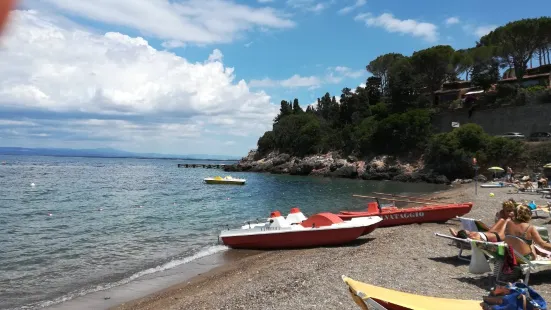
[224,150,452,184]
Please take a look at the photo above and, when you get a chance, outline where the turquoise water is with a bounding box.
[0,155,447,309]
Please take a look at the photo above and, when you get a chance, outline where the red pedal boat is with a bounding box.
[338,201,473,228]
[220,209,382,250]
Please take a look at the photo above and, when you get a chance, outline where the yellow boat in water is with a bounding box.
[342,275,481,310]
[204,176,246,185]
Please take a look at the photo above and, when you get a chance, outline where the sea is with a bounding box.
[0,155,448,309]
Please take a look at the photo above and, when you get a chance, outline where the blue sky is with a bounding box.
[0,0,549,156]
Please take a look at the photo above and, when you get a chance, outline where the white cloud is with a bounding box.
[286,0,329,13]
[249,66,365,89]
[332,66,364,78]
[461,24,498,37]
[258,0,274,3]
[244,41,253,48]
[337,0,366,15]
[474,25,497,37]
[0,10,278,148]
[250,75,322,88]
[161,40,186,49]
[355,12,438,42]
[445,17,460,26]
[0,119,37,126]
[39,0,295,45]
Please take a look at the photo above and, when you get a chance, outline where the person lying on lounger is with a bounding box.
[450,200,516,242]
[450,222,508,242]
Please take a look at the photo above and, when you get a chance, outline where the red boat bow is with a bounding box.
[339,201,473,227]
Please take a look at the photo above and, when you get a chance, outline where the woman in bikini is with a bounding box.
[504,205,551,260]
[450,200,516,242]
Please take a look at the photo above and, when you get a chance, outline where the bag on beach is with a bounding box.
[486,283,547,310]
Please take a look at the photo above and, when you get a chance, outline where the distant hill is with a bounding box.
[0,147,240,161]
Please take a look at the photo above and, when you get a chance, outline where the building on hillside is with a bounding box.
[434,64,551,107]
[433,81,482,106]
[500,64,551,87]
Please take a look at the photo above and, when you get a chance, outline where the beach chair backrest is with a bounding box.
[459,218,478,231]
[504,235,533,261]
[536,226,549,242]
[458,217,489,232]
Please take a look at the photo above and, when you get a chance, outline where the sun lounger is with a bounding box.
[476,240,551,285]
[434,233,478,261]
[439,217,492,261]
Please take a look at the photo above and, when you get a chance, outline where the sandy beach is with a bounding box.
[113,184,551,310]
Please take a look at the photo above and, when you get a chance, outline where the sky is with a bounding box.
[0,0,549,157]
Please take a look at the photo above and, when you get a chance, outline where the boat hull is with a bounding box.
[221,226,367,250]
[204,179,245,185]
[339,203,473,228]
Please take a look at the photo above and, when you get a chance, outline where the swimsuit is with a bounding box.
[492,232,502,242]
[478,232,488,241]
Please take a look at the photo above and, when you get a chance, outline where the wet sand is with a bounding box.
[46,250,262,310]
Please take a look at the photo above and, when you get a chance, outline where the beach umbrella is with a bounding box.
[543,163,551,169]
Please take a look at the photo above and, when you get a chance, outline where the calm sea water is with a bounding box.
[0,155,447,309]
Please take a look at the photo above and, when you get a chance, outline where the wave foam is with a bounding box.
[20,245,228,309]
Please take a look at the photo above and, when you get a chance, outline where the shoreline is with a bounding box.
[109,184,551,310]
[45,249,263,310]
[224,151,457,185]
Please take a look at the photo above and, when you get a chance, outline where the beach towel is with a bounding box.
[488,282,547,310]
[501,245,518,275]
[470,241,492,274]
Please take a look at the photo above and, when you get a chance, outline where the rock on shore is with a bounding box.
[224,150,450,184]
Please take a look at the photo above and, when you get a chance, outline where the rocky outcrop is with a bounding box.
[224,151,450,185]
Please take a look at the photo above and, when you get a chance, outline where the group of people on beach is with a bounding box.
[450,199,551,261]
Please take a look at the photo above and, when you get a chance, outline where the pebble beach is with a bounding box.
[113,184,551,310]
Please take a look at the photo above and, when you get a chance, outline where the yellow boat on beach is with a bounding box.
[204,176,246,185]
[342,276,481,310]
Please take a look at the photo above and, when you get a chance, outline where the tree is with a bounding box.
[471,56,499,91]
[366,53,404,95]
[274,100,292,124]
[410,45,456,95]
[451,49,474,80]
[387,57,421,111]
[257,131,275,155]
[316,92,333,120]
[292,98,303,114]
[365,76,382,104]
[480,18,548,81]
[273,113,321,156]
[370,109,432,155]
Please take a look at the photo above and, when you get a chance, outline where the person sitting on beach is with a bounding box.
[494,200,516,223]
[538,176,548,189]
[505,205,551,260]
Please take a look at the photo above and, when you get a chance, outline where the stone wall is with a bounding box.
[432,104,551,136]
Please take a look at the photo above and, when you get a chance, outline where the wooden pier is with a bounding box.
[177,163,226,169]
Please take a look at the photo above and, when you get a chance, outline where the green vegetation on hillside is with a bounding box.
[256,17,551,178]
